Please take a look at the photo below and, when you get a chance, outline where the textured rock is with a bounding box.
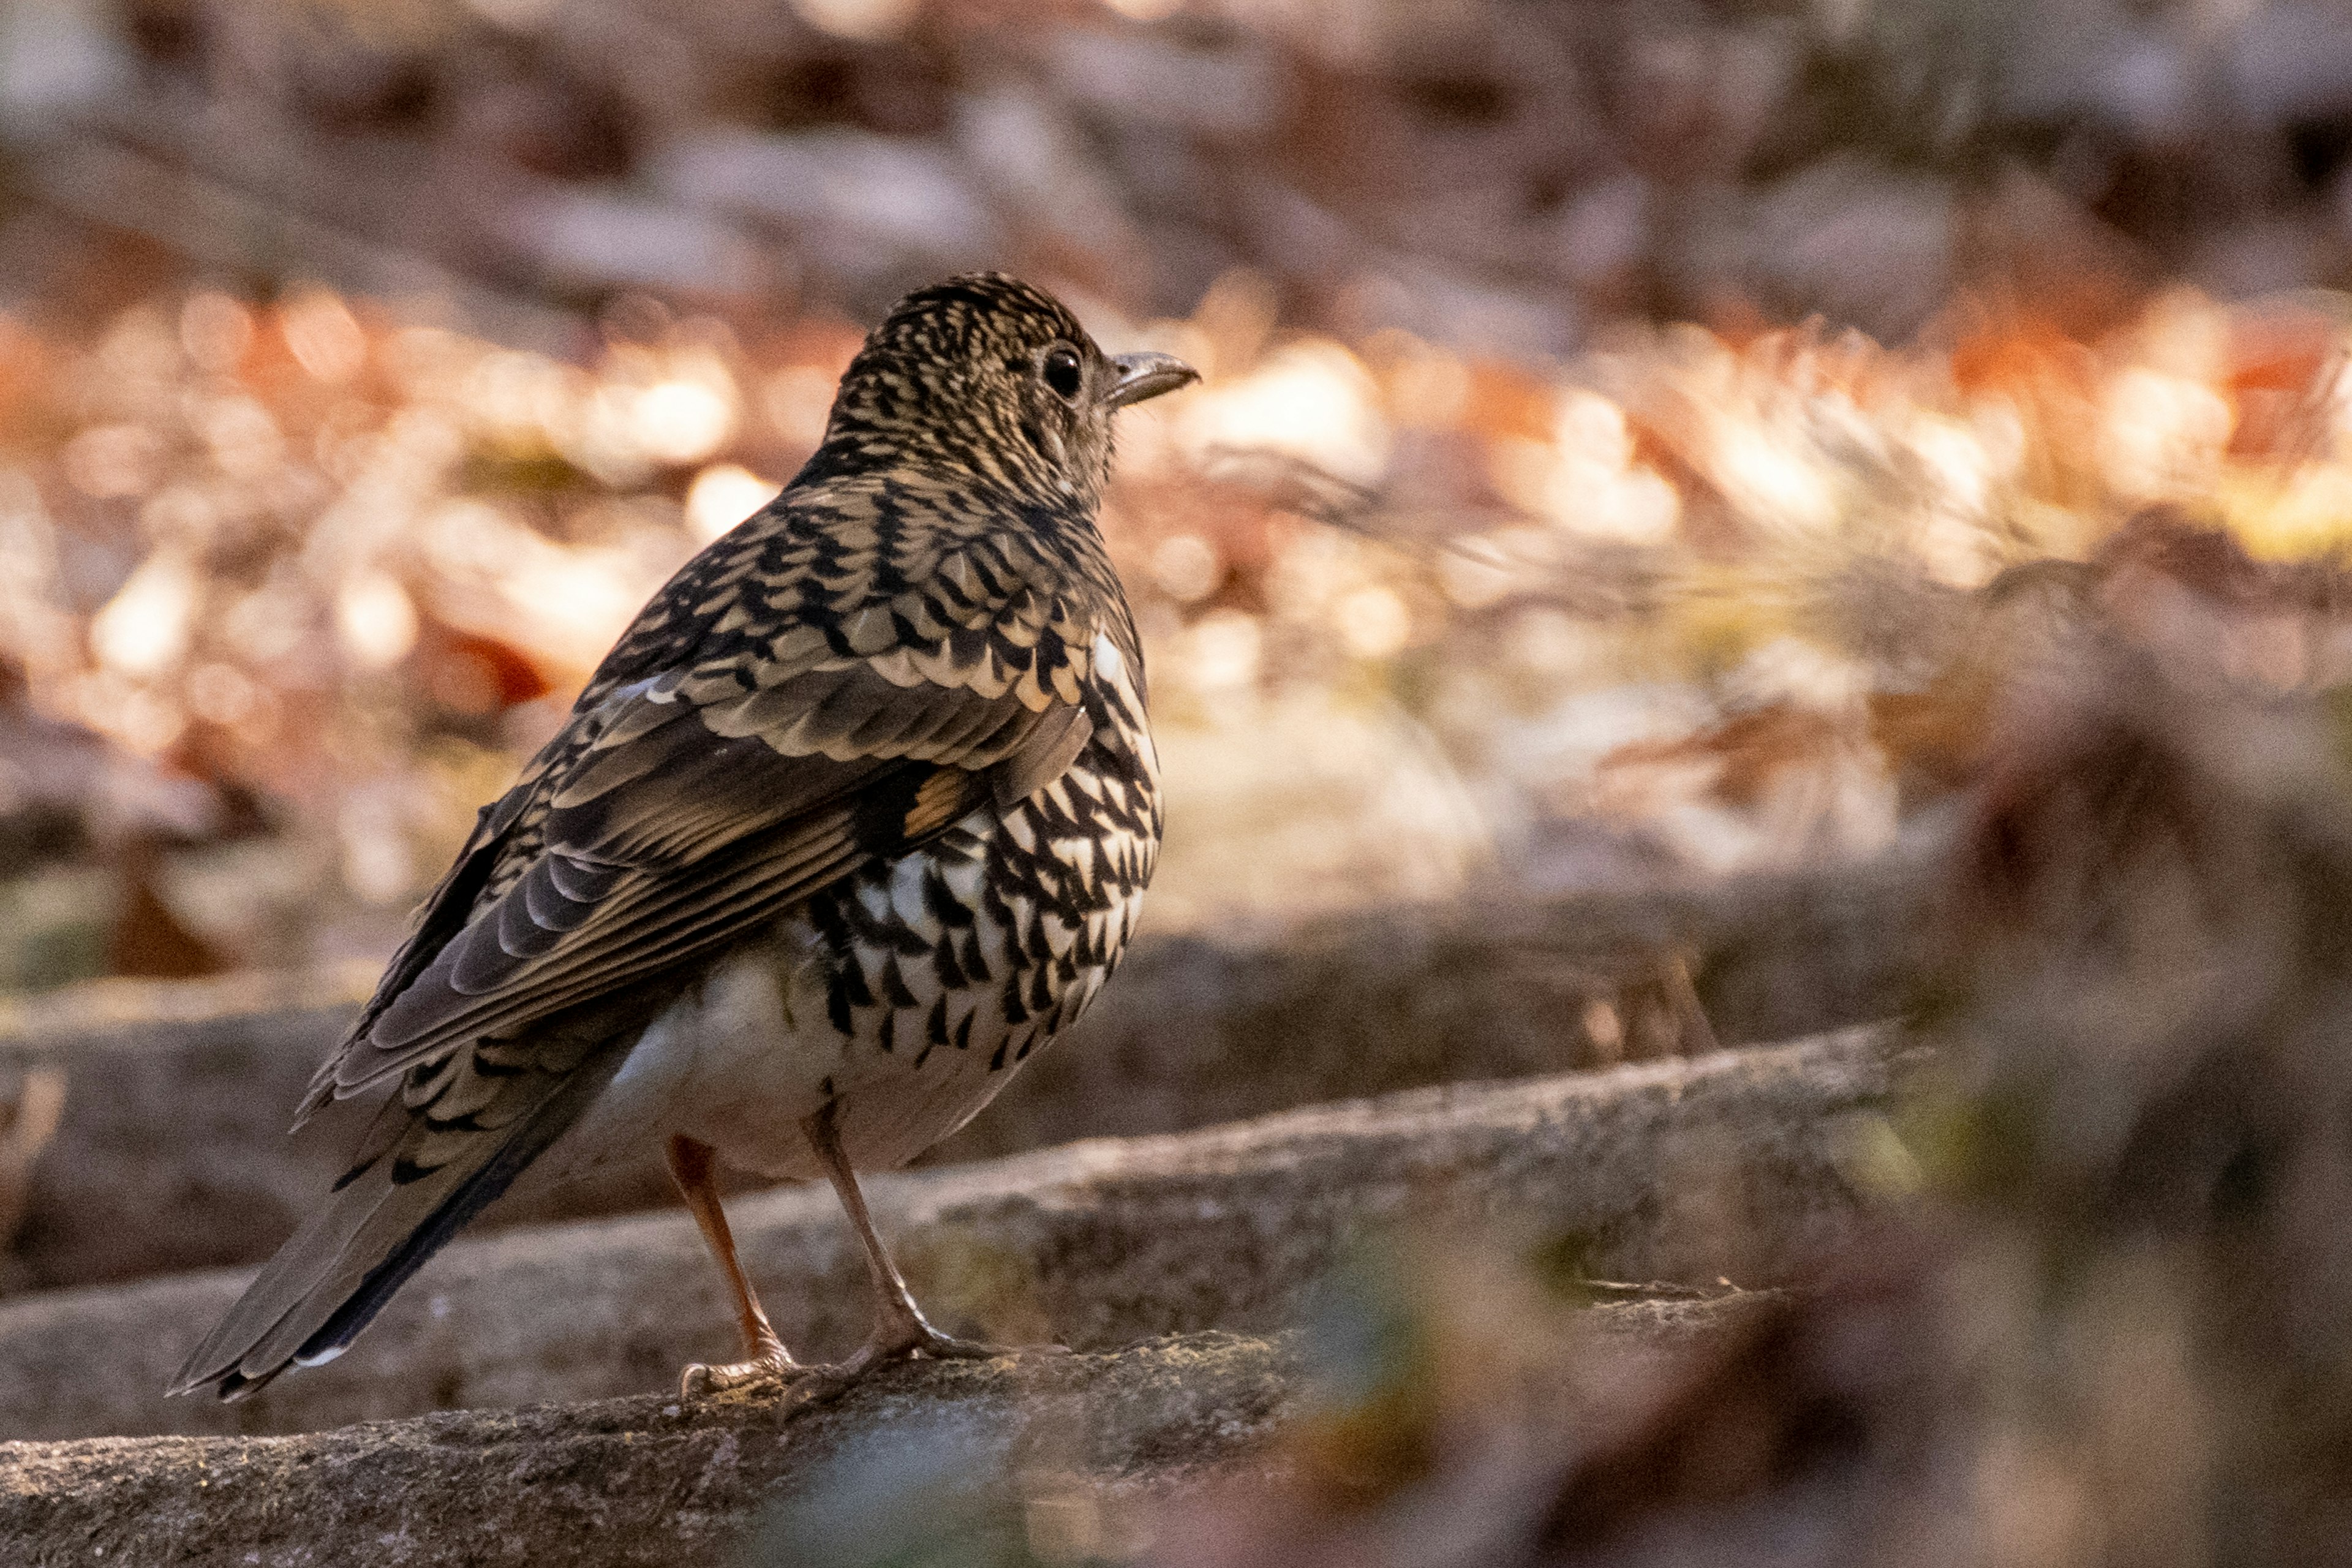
[0,1029,1899,1441]
[0,1332,1300,1568]
[0,862,1930,1291]
[0,967,395,1294]
[0,1297,1776,1568]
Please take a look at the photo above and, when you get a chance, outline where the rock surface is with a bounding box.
[0,864,1928,1291]
[0,1029,1898,1441]
[0,1332,1301,1568]
[0,1298,1776,1568]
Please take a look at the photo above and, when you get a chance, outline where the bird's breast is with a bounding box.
[591,701,1160,1182]
[809,704,1161,1084]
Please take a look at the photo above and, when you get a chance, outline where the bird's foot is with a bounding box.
[767,1306,1065,1417]
[678,1332,802,1400]
[874,1296,1069,1368]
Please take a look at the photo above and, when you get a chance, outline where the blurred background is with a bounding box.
[5,0,2352,984]
[8,1,2352,1562]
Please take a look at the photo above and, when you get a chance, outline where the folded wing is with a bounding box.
[172,537,1101,1400]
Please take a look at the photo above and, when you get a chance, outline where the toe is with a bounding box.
[771,1369,853,1417]
[768,1347,878,1417]
[677,1346,800,1401]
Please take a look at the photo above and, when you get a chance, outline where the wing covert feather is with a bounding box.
[307,604,1099,1112]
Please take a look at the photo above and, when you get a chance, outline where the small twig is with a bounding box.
[1580,1278,1741,1301]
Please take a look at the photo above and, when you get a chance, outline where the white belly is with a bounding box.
[532,899,1125,1187]
[529,731,1156,1191]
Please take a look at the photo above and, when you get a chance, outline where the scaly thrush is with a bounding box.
[173,273,1196,1408]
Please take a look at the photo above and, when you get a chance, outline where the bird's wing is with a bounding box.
[301,543,1101,1121]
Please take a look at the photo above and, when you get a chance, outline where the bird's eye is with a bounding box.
[1042,345,1083,401]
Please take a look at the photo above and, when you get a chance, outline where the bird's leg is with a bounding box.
[668,1134,801,1398]
[812,1098,1016,1362]
[771,1099,1035,1414]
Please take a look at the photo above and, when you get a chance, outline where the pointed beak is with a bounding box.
[1104,351,1200,410]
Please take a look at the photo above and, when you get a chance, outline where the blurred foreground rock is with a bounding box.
[0,1028,1895,1441]
[0,861,1930,1291]
[1136,641,2352,1568]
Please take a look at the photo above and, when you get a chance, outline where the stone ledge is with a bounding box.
[0,1029,1899,1441]
[0,1297,1776,1568]
[0,1331,1298,1568]
[0,861,1929,1291]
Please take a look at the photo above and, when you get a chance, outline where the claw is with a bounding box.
[677,1332,800,1400]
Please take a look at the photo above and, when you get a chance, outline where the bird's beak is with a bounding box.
[1104,351,1200,409]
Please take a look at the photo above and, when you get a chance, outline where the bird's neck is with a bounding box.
[794,420,1105,516]
[772,462,1114,585]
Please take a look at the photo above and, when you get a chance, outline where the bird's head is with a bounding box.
[811,273,1198,510]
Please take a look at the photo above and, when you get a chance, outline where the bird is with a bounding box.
[172,272,1197,1408]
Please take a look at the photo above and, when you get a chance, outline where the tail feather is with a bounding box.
[170,1042,625,1400]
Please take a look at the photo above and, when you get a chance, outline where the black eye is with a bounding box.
[1042,345,1083,401]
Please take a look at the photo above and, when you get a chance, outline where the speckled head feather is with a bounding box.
[810,273,1127,508]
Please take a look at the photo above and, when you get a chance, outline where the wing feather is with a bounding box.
[301,494,1110,1126]
[318,712,1039,1098]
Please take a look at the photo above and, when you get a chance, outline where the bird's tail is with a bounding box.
[168,1044,624,1401]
